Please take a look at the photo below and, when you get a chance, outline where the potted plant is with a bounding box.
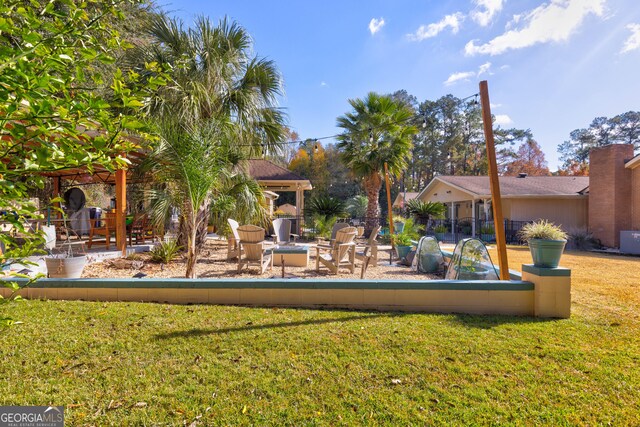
[434,224,448,241]
[392,215,406,234]
[44,214,87,278]
[479,224,495,242]
[518,220,568,268]
[391,218,422,261]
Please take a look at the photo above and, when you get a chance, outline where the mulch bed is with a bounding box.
[82,239,440,280]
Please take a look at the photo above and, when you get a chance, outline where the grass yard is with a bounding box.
[1,248,639,425]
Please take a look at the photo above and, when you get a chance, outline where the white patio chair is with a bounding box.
[226,218,243,260]
[271,218,298,245]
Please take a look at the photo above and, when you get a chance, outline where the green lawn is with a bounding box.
[1,249,639,426]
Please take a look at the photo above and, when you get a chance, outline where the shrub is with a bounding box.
[312,215,337,239]
[480,224,495,235]
[434,224,448,234]
[518,220,568,241]
[391,218,423,246]
[568,228,598,251]
[150,240,182,264]
[406,200,446,220]
[306,196,346,219]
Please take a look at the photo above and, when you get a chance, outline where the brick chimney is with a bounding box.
[589,144,634,247]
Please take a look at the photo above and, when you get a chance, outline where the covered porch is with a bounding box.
[246,159,313,232]
[40,152,147,257]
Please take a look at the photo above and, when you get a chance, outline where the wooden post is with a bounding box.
[384,163,394,249]
[115,169,127,256]
[53,176,61,219]
[479,80,510,280]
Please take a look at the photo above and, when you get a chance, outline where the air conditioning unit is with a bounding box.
[620,231,640,255]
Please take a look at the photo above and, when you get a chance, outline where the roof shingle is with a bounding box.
[436,175,589,197]
[246,159,308,181]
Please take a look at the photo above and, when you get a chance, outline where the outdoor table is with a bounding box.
[272,245,309,267]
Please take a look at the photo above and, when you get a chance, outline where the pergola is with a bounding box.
[246,159,312,218]
[40,150,147,256]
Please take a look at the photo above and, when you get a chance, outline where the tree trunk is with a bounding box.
[184,204,210,279]
[185,221,198,279]
[363,172,382,235]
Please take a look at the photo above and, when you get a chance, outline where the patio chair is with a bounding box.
[355,225,381,268]
[87,211,116,249]
[237,225,273,274]
[316,226,357,275]
[128,214,160,246]
[271,218,298,245]
[226,218,243,260]
[317,221,350,248]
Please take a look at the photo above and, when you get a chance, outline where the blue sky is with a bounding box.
[167,0,640,170]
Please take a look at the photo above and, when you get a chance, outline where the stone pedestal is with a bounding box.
[522,264,571,318]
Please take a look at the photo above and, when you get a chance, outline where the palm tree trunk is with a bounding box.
[364,173,382,235]
[184,204,199,278]
[185,204,211,279]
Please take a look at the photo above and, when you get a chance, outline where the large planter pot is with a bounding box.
[395,245,412,261]
[528,239,566,268]
[481,234,495,243]
[45,255,87,278]
[394,222,405,233]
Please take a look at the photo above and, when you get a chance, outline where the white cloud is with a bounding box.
[490,102,502,109]
[478,61,492,75]
[472,0,504,26]
[465,0,606,56]
[320,81,328,87]
[444,71,476,85]
[494,114,513,125]
[621,23,640,53]
[369,17,385,35]
[444,62,491,85]
[408,12,464,41]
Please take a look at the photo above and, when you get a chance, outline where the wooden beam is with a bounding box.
[479,80,510,280]
[384,163,394,248]
[53,176,61,219]
[115,168,127,256]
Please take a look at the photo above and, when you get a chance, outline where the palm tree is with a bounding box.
[127,14,286,277]
[336,93,417,233]
[345,195,368,218]
[405,199,447,227]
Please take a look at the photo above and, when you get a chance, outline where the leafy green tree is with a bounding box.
[0,0,164,326]
[558,111,640,170]
[337,92,417,232]
[127,14,286,277]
